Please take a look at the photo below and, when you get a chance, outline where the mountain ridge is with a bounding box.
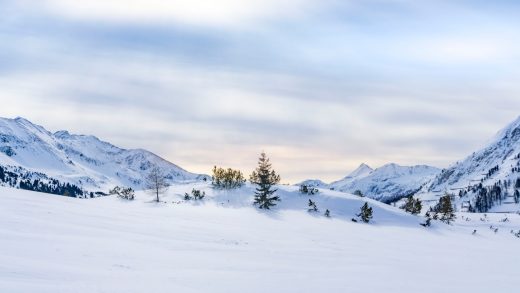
[0,116,207,192]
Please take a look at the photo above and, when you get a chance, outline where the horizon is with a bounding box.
[0,114,517,184]
[2,1,520,182]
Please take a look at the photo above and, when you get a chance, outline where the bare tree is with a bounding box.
[146,166,169,202]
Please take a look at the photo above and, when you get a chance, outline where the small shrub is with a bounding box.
[185,188,206,201]
[308,199,318,212]
[324,209,331,217]
[353,190,364,197]
[299,184,319,195]
[110,186,135,200]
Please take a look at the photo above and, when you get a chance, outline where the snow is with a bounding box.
[420,115,520,212]
[328,163,440,202]
[1,185,519,293]
[0,117,206,191]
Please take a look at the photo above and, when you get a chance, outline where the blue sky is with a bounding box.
[1,0,520,182]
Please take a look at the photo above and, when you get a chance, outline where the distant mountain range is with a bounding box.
[2,115,520,213]
[0,117,207,194]
[299,163,440,203]
[299,115,520,212]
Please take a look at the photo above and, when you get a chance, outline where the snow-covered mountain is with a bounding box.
[329,163,440,203]
[420,115,520,212]
[0,117,207,192]
[297,163,440,203]
[328,163,373,187]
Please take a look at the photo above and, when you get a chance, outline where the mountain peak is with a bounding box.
[346,163,373,179]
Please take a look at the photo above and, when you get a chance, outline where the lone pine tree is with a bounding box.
[250,152,281,209]
[357,202,373,223]
[308,199,318,212]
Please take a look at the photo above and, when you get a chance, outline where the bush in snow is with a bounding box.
[400,196,422,215]
[353,190,364,197]
[357,202,373,223]
[184,188,205,201]
[250,152,281,209]
[308,199,318,212]
[420,211,433,227]
[299,184,319,195]
[109,186,135,200]
[324,209,331,217]
[211,166,246,189]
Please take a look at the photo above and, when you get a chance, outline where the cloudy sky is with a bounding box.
[1,0,520,183]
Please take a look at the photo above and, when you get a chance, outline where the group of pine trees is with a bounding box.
[109,186,135,200]
[422,194,456,226]
[211,166,246,189]
[401,196,422,215]
[299,184,319,195]
[184,188,206,200]
[0,165,87,197]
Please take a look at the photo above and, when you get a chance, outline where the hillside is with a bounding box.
[1,185,519,293]
[0,117,206,192]
[420,116,520,212]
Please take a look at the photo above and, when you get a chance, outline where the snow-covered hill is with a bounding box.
[302,163,440,203]
[0,117,207,191]
[1,185,519,293]
[419,115,520,212]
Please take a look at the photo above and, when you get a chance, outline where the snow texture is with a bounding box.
[1,185,519,293]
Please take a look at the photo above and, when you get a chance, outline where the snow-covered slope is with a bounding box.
[0,117,206,191]
[1,185,519,293]
[327,163,440,203]
[420,115,520,212]
[296,178,329,188]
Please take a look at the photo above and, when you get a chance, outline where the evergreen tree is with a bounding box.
[420,211,432,227]
[308,199,318,212]
[357,202,373,223]
[324,209,331,217]
[211,166,246,189]
[401,196,422,215]
[434,194,456,224]
[250,152,281,209]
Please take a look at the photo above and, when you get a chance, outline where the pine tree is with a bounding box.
[420,211,432,227]
[401,196,422,215]
[434,194,456,224]
[308,199,318,212]
[250,152,281,209]
[357,202,373,223]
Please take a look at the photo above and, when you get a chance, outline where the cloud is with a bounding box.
[31,0,321,27]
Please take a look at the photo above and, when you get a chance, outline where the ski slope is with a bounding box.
[1,185,519,293]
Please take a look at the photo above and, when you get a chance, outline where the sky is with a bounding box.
[1,0,520,183]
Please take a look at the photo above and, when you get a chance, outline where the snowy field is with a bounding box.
[1,184,519,293]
